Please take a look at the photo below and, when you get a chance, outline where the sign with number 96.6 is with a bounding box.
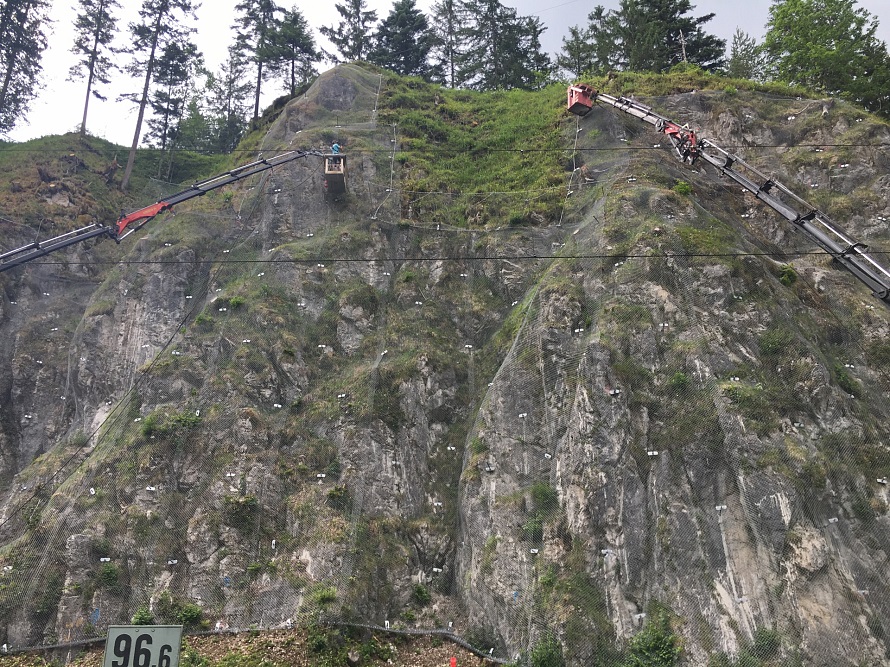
[102,626,182,667]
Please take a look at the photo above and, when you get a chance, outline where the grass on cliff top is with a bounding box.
[583,63,812,99]
[378,75,568,227]
[0,132,229,238]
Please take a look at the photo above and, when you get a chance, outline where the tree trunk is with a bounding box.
[121,11,164,191]
[252,59,263,126]
[0,51,16,115]
[80,59,96,138]
[80,0,106,137]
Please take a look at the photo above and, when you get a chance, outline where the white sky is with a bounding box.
[8,0,890,145]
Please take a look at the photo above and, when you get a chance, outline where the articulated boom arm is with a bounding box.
[573,86,890,304]
[0,149,322,274]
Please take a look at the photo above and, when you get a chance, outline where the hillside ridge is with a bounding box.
[0,65,889,667]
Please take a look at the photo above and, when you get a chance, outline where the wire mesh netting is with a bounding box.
[1,69,889,667]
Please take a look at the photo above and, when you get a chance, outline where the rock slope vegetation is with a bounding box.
[0,65,889,667]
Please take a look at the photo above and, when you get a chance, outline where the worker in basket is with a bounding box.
[330,141,342,170]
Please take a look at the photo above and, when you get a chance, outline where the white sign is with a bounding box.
[102,626,182,667]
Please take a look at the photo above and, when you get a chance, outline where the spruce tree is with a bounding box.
[459,0,551,90]
[368,0,434,78]
[266,6,319,96]
[558,25,595,80]
[145,40,201,152]
[120,0,199,190]
[233,0,283,126]
[610,0,725,72]
[0,0,51,136]
[588,6,619,75]
[204,48,252,152]
[69,0,121,137]
[727,28,763,80]
[319,0,377,63]
[557,6,618,80]
[429,0,465,87]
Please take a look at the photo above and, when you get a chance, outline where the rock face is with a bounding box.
[1,67,890,666]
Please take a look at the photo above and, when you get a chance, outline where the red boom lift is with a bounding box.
[567,84,890,305]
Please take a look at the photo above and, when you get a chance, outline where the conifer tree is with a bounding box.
[558,25,595,80]
[0,0,51,136]
[69,0,121,138]
[266,6,319,96]
[148,40,202,179]
[319,0,377,63]
[458,0,551,90]
[120,0,198,190]
[233,0,283,127]
[587,6,619,75]
[204,48,252,152]
[145,40,201,152]
[368,0,434,78]
[429,0,464,87]
[727,28,763,80]
[558,6,621,79]
[610,0,725,72]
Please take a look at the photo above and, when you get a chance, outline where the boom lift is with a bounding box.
[567,85,890,305]
[0,149,326,274]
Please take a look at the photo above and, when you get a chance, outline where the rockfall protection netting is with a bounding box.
[1,79,889,667]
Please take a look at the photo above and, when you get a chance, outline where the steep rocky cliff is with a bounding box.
[1,65,889,667]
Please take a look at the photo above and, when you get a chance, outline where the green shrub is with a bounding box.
[155,592,205,630]
[668,371,689,392]
[521,516,544,542]
[778,264,798,286]
[800,460,827,490]
[528,633,565,667]
[98,563,120,589]
[625,612,680,667]
[141,414,158,437]
[672,180,692,196]
[326,485,350,511]
[833,364,860,397]
[359,637,394,661]
[131,605,155,625]
[308,586,337,606]
[177,601,204,627]
[530,483,559,516]
[758,327,794,355]
[751,628,781,659]
[412,583,432,606]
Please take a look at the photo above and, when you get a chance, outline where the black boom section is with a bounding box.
[577,86,890,305]
[0,149,324,274]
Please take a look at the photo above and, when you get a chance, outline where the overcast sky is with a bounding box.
[6,0,890,145]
